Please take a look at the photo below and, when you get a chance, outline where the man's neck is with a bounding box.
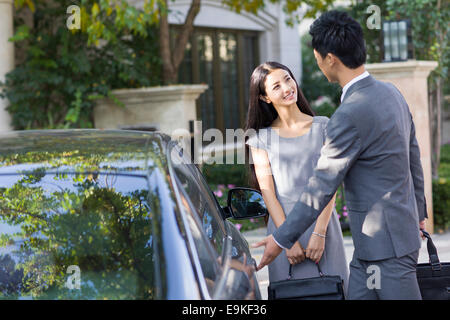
[337,65,367,88]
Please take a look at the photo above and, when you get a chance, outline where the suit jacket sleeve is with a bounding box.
[409,114,428,221]
[272,111,362,249]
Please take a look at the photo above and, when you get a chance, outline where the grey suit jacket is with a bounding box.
[273,75,427,261]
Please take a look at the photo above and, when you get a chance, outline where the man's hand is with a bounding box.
[251,234,283,271]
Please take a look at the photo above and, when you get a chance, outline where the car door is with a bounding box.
[168,143,260,299]
[188,163,261,300]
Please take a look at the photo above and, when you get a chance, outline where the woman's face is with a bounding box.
[262,69,297,108]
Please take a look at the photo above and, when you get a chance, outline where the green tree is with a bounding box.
[42,0,336,85]
[1,1,162,129]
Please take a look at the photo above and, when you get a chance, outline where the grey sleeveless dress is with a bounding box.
[247,116,349,295]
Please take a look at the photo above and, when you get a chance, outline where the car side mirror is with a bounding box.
[223,187,268,220]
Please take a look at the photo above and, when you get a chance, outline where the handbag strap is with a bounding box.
[288,260,324,280]
[421,229,441,271]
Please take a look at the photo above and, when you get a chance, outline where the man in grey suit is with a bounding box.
[253,10,427,299]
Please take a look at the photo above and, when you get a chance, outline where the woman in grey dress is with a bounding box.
[244,62,349,295]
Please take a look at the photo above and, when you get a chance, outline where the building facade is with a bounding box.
[158,0,303,132]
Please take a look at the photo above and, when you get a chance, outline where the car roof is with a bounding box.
[0,129,172,175]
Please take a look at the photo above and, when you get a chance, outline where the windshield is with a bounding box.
[0,171,163,300]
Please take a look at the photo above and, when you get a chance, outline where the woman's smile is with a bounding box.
[284,90,296,100]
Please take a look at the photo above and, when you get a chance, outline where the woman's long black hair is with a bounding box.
[244,61,315,191]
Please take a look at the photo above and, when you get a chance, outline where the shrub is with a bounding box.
[433,144,450,232]
[202,163,248,187]
[334,186,350,232]
[432,179,450,232]
[438,144,450,177]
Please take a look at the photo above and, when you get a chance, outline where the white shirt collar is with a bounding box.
[340,71,370,102]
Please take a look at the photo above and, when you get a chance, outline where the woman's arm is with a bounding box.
[250,146,305,265]
[306,192,337,263]
[314,192,337,235]
[250,146,285,227]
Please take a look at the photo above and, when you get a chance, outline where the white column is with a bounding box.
[0,0,14,132]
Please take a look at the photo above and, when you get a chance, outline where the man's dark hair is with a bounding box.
[309,10,366,68]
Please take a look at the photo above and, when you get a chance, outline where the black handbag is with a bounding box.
[416,230,450,300]
[268,261,345,300]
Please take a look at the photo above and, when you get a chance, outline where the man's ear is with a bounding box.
[326,53,335,66]
[327,53,340,67]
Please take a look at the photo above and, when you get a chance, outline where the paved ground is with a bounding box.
[243,227,450,300]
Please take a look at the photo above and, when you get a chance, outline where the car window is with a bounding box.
[174,181,221,296]
[0,171,164,300]
[169,146,226,256]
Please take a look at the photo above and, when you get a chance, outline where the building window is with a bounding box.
[175,27,259,133]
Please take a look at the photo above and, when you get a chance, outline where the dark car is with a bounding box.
[0,129,268,300]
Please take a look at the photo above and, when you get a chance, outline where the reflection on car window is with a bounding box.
[177,190,219,295]
[170,145,228,297]
[0,172,163,300]
[169,146,225,256]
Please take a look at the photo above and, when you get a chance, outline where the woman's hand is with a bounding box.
[305,233,325,264]
[419,219,426,240]
[286,241,306,265]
